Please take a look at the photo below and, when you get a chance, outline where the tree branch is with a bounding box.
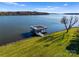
[71,16,78,26]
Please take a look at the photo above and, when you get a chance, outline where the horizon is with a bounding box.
[0,2,79,13]
[0,11,79,13]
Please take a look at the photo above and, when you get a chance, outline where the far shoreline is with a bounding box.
[0,11,49,16]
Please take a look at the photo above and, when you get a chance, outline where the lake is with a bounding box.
[0,14,78,44]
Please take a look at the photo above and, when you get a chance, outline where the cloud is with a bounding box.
[20,4,25,6]
[6,2,18,5]
[3,2,26,6]
[34,6,61,13]
[64,3,68,6]
[35,6,60,11]
[47,6,52,8]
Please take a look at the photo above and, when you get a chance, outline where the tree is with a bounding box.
[61,16,78,33]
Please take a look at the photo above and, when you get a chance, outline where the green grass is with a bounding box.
[0,28,79,57]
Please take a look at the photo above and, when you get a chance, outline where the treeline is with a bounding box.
[0,11,49,15]
[64,13,79,15]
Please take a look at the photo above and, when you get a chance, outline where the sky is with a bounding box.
[0,2,79,13]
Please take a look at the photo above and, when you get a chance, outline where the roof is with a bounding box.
[30,25,47,30]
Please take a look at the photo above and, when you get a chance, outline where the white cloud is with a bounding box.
[6,2,18,5]
[20,4,25,6]
[3,2,26,6]
[47,6,52,8]
[34,6,61,13]
[64,3,68,6]
[47,6,60,8]
[35,6,60,11]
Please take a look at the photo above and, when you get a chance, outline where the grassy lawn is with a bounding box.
[0,28,79,57]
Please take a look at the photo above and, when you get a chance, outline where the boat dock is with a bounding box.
[30,25,47,37]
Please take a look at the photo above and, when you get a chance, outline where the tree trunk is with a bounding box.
[64,23,68,33]
[66,29,68,33]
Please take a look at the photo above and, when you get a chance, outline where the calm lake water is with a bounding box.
[0,14,78,44]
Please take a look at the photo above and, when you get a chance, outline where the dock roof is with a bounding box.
[30,25,47,30]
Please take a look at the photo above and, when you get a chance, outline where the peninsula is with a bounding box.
[0,11,49,15]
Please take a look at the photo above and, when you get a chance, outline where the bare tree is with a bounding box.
[61,16,78,33]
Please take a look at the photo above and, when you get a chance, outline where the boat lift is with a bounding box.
[30,25,47,37]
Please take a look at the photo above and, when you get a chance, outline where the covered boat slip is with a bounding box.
[30,25,47,37]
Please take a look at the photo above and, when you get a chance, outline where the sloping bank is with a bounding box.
[0,28,79,57]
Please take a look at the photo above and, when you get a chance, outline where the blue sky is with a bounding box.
[0,2,79,13]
